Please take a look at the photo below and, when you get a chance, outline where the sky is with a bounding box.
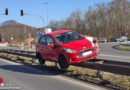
[0,0,114,28]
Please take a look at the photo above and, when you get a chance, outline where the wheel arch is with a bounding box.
[58,53,70,64]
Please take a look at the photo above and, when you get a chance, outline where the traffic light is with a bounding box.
[21,10,23,16]
[5,8,8,15]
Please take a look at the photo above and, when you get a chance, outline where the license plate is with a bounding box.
[82,51,92,56]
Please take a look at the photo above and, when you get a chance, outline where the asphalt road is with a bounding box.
[0,58,105,90]
[98,42,130,62]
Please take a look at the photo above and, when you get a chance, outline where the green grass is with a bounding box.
[116,45,130,51]
[0,53,130,90]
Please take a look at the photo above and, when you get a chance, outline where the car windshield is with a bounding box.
[54,32,84,44]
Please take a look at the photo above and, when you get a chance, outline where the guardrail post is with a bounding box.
[16,55,18,61]
[55,62,57,67]
[31,57,36,64]
[97,69,102,78]
[6,53,9,57]
[95,60,104,78]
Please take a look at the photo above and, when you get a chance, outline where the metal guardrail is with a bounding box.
[73,61,130,76]
[2,49,35,54]
[0,49,130,76]
[0,49,35,58]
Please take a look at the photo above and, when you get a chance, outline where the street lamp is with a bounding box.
[44,2,49,27]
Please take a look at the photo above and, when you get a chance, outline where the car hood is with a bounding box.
[60,38,92,50]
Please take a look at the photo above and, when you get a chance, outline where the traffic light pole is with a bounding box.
[20,10,44,28]
[24,17,27,43]
[24,13,44,27]
[20,10,44,44]
[24,14,45,43]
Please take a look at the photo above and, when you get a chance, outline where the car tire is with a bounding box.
[36,53,45,65]
[58,55,69,70]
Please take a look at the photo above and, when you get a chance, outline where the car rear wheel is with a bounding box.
[58,55,69,70]
[36,53,45,65]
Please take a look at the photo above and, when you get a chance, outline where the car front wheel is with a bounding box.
[58,55,69,70]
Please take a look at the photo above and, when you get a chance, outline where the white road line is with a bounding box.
[99,54,130,59]
[0,58,106,90]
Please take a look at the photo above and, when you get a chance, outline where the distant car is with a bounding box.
[116,36,127,42]
[128,39,130,41]
[98,38,107,43]
[110,38,116,42]
[36,30,98,69]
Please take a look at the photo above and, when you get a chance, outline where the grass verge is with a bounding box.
[0,53,130,90]
[116,45,130,51]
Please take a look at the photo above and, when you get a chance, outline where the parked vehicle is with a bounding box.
[110,38,116,42]
[98,38,107,43]
[36,30,98,69]
[116,36,127,42]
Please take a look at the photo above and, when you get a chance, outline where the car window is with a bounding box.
[39,36,46,45]
[54,32,84,44]
[46,36,54,45]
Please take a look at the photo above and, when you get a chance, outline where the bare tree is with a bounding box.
[49,0,130,38]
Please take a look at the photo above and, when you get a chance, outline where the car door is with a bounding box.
[37,36,47,60]
[45,36,59,61]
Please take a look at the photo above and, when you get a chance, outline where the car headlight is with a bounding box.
[63,48,76,53]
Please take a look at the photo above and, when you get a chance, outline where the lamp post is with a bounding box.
[44,2,49,27]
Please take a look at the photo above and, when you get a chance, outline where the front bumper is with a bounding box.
[66,47,98,64]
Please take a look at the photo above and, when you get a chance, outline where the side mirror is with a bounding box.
[49,44,54,48]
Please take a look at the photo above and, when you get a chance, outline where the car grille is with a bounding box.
[77,49,95,57]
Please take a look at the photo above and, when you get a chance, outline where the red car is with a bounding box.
[36,30,98,69]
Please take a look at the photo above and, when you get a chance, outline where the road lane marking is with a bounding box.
[0,58,106,90]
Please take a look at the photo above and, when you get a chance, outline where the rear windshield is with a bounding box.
[54,32,84,44]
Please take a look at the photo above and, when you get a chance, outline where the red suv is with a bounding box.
[36,30,98,69]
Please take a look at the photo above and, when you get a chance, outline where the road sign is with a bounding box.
[38,32,42,37]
